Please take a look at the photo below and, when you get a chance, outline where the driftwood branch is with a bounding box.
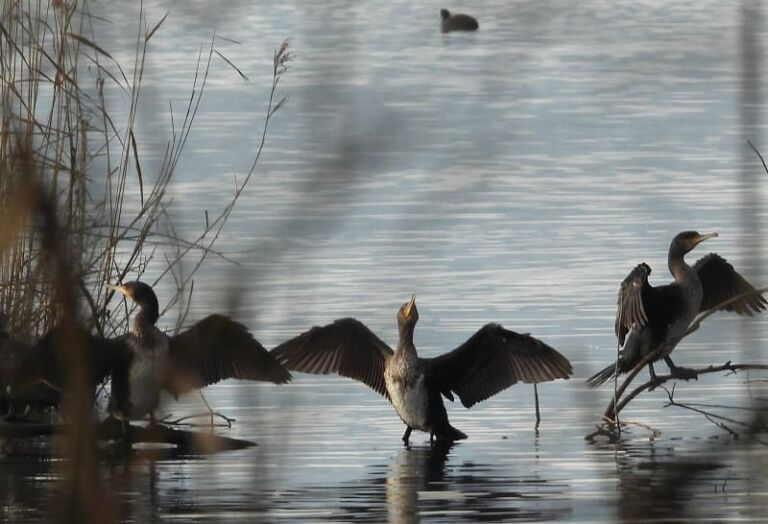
[160,411,236,428]
[608,361,768,420]
[0,420,255,453]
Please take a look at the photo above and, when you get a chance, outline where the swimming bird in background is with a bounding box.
[272,295,572,446]
[587,231,767,387]
[12,281,291,424]
[440,8,479,33]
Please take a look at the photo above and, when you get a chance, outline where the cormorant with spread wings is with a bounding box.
[588,231,766,387]
[12,281,291,422]
[271,295,572,446]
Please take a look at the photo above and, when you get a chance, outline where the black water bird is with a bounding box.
[588,231,767,387]
[271,295,572,446]
[12,281,291,422]
[440,8,479,33]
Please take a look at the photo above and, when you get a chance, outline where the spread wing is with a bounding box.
[0,335,60,408]
[270,318,394,399]
[426,323,572,409]
[694,253,767,315]
[164,314,291,397]
[11,326,129,395]
[615,263,652,345]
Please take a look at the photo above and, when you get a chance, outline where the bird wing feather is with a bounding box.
[694,253,767,315]
[164,314,291,397]
[270,318,394,399]
[11,326,129,394]
[615,263,652,345]
[425,324,572,409]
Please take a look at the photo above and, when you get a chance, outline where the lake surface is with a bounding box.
[4,0,768,521]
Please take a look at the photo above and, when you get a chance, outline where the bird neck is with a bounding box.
[397,323,416,355]
[668,247,694,282]
[132,307,159,340]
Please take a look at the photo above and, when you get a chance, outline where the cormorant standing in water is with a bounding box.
[272,295,572,446]
[440,9,479,33]
[12,281,291,423]
[588,231,767,387]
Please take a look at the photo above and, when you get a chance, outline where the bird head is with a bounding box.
[671,231,718,255]
[397,294,419,327]
[110,281,160,325]
[440,8,451,20]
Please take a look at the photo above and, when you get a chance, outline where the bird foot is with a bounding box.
[670,366,698,381]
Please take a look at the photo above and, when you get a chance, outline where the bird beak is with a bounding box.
[108,284,130,298]
[404,294,416,318]
[696,232,719,244]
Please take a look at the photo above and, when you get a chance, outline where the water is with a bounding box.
[4,0,768,521]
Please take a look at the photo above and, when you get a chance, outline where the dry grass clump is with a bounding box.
[0,2,291,520]
[0,1,291,339]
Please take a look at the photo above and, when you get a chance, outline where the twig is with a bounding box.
[660,384,760,438]
[585,416,661,441]
[610,361,768,420]
[160,411,235,428]
[747,139,768,175]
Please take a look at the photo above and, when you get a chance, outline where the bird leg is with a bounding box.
[647,362,660,390]
[402,426,413,448]
[664,356,698,380]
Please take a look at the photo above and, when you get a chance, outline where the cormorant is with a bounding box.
[587,231,767,387]
[12,281,291,423]
[271,295,572,446]
[440,8,479,33]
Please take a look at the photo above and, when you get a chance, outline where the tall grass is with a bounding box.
[0,1,291,339]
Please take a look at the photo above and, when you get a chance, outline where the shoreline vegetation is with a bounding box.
[1,1,290,519]
[1,1,292,341]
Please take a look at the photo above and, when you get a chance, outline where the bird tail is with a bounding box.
[587,328,648,388]
[586,362,619,388]
[434,422,468,442]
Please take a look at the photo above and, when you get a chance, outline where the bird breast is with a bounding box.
[127,331,169,418]
[385,354,429,431]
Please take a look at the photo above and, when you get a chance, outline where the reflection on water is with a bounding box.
[5,0,768,521]
[5,383,768,522]
[379,443,570,523]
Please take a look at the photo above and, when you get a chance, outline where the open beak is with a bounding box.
[696,232,719,244]
[403,294,416,318]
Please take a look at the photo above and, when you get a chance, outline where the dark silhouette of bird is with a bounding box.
[0,313,58,418]
[272,295,572,446]
[12,281,291,423]
[588,231,766,387]
[440,8,479,33]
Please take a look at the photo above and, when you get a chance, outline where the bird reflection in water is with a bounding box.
[592,438,727,522]
[386,441,454,524]
[374,441,569,523]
